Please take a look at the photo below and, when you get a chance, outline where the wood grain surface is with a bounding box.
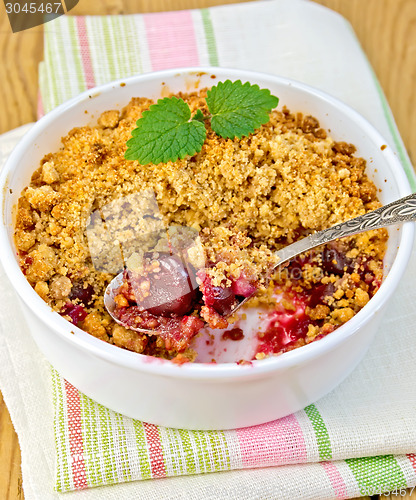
[0,1,415,499]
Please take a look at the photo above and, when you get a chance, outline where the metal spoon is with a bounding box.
[104,192,416,334]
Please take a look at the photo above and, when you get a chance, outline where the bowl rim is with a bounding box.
[0,66,414,380]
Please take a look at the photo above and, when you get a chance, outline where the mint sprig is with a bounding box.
[206,80,279,140]
[125,80,279,165]
[125,97,206,164]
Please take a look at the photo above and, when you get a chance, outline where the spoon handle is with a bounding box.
[274,191,416,267]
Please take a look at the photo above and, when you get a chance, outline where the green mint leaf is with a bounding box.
[206,80,279,140]
[125,96,207,164]
[192,109,205,122]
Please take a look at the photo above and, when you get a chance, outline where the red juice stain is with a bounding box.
[222,328,244,341]
[257,294,310,355]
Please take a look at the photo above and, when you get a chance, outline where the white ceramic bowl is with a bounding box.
[0,68,413,430]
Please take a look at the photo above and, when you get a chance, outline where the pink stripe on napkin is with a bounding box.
[407,454,416,474]
[236,414,307,467]
[144,11,200,71]
[64,380,88,489]
[76,17,96,89]
[321,461,348,499]
[143,422,167,478]
[37,91,44,119]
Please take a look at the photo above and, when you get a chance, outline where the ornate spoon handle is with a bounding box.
[273,192,416,268]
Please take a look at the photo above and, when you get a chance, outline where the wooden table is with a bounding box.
[0,1,415,498]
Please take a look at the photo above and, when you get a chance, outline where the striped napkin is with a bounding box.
[1,1,416,499]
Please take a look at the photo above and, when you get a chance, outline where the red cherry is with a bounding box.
[201,275,236,315]
[61,303,87,325]
[131,253,197,317]
[69,282,94,306]
[321,247,353,275]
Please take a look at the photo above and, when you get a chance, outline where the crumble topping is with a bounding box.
[14,89,387,361]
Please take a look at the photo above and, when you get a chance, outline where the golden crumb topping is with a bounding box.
[14,89,387,360]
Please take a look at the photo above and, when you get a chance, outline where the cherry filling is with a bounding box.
[308,282,336,308]
[59,280,94,326]
[122,253,198,317]
[109,239,379,359]
[111,252,259,352]
[231,275,257,297]
[256,243,381,358]
[61,303,88,325]
[199,272,256,329]
[69,282,94,306]
[321,247,354,275]
[200,274,238,315]
[258,295,310,355]
[112,253,206,352]
[115,307,204,352]
[222,327,244,341]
